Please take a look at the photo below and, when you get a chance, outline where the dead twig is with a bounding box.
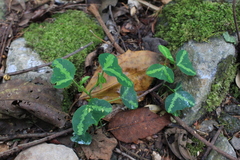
[201,126,224,160]
[138,82,163,100]
[233,0,240,42]
[0,42,93,78]
[136,0,160,11]
[173,116,238,160]
[114,148,136,160]
[0,21,13,64]
[0,128,73,158]
[0,132,58,142]
[120,145,149,160]
[87,4,125,54]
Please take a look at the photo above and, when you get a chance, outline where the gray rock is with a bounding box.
[218,112,240,135]
[224,104,240,115]
[5,38,52,81]
[231,136,240,150]
[198,120,218,133]
[176,36,236,125]
[14,143,78,160]
[207,134,236,160]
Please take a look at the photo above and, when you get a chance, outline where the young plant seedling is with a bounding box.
[146,45,196,116]
[51,53,138,145]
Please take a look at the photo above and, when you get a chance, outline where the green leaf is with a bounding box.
[158,45,175,63]
[72,98,112,136]
[176,50,196,76]
[99,53,133,87]
[71,132,92,145]
[97,72,107,88]
[50,58,76,88]
[79,76,90,86]
[120,86,138,109]
[165,91,195,114]
[223,32,237,44]
[146,64,174,83]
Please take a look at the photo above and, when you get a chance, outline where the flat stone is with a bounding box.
[5,38,52,82]
[207,134,236,160]
[224,104,240,115]
[175,36,236,125]
[231,136,240,150]
[218,112,240,135]
[14,143,78,160]
[198,120,218,133]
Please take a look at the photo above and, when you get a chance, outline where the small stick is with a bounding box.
[87,4,125,54]
[138,82,163,99]
[136,0,160,11]
[173,116,238,160]
[201,126,224,160]
[0,42,93,78]
[114,148,136,160]
[0,132,58,142]
[0,128,73,158]
[233,0,240,42]
[120,145,149,160]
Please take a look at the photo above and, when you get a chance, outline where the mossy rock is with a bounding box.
[24,10,104,111]
[155,0,240,51]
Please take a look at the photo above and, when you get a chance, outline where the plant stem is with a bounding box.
[108,97,121,103]
[72,79,90,97]
[163,84,174,92]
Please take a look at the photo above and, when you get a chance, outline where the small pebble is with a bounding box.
[131,144,137,150]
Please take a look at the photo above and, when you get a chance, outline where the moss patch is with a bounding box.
[24,10,103,76]
[24,10,104,110]
[186,137,205,157]
[205,56,237,111]
[156,0,239,51]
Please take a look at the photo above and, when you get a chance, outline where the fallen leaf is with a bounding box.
[80,50,165,103]
[108,107,171,143]
[0,144,9,152]
[81,129,117,160]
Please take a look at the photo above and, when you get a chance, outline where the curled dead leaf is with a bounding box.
[80,50,165,103]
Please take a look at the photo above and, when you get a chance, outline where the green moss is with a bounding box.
[156,0,239,51]
[204,56,237,111]
[24,10,103,77]
[186,137,205,157]
[24,10,104,110]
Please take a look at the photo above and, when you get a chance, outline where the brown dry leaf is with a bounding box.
[80,50,165,103]
[0,79,68,128]
[0,144,9,152]
[81,129,117,160]
[108,107,171,143]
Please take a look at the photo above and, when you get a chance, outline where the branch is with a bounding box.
[233,0,240,42]
[87,4,125,54]
[0,128,73,158]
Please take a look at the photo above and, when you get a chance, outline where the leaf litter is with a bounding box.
[0,0,218,159]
